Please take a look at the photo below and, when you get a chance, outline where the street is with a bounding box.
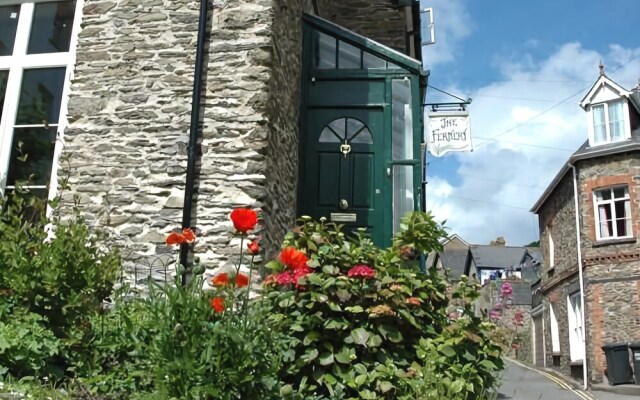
[499,360,593,400]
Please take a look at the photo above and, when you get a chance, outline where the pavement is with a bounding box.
[502,359,640,400]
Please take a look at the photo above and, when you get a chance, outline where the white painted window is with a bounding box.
[591,101,626,145]
[548,230,554,267]
[594,186,632,240]
[0,1,82,202]
[567,292,584,362]
[549,304,560,353]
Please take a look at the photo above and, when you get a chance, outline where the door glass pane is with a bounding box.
[392,79,413,159]
[338,41,361,69]
[28,1,76,54]
[0,70,9,125]
[0,5,20,56]
[7,127,57,186]
[350,127,372,144]
[16,68,66,125]
[319,127,341,143]
[317,32,336,69]
[328,118,346,140]
[392,165,414,233]
[363,51,385,69]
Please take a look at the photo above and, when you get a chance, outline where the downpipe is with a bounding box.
[570,163,588,390]
[179,0,209,285]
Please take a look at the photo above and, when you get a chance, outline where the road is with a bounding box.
[499,360,594,400]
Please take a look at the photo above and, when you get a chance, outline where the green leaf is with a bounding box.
[303,331,321,345]
[319,352,334,366]
[378,324,403,343]
[354,374,367,387]
[350,328,370,346]
[335,348,352,364]
[378,380,394,393]
[440,344,456,358]
[479,359,498,371]
[280,384,294,396]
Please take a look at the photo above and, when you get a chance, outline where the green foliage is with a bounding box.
[76,275,287,399]
[262,213,454,399]
[0,311,61,378]
[408,277,504,399]
[0,188,120,379]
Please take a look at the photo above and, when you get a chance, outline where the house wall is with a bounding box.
[61,0,304,281]
[60,0,412,281]
[577,154,640,383]
[315,0,408,52]
[537,173,579,376]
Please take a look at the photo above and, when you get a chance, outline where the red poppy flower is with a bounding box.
[247,240,260,255]
[347,265,376,279]
[230,208,258,234]
[211,297,225,313]
[211,273,229,287]
[279,247,309,270]
[236,273,249,288]
[166,228,197,246]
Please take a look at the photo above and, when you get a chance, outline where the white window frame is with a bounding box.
[549,304,560,353]
[589,100,629,146]
[567,292,584,362]
[548,229,554,268]
[0,0,84,207]
[593,186,633,241]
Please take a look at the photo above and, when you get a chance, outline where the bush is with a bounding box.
[0,311,61,378]
[261,213,458,399]
[0,188,120,379]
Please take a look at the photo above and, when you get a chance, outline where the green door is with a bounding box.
[300,107,387,245]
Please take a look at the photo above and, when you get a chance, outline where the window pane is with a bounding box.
[608,102,625,141]
[0,70,8,125]
[0,5,20,56]
[317,32,336,69]
[327,118,346,140]
[338,41,361,69]
[350,127,372,144]
[16,68,66,125]
[393,165,414,233]
[392,79,413,159]
[614,200,628,236]
[592,104,606,143]
[7,127,57,186]
[600,189,611,200]
[363,52,386,69]
[27,1,76,54]
[598,204,612,238]
[3,188,48,224]
[613,187,627,198]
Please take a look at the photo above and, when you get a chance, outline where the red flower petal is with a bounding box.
[182,228,196,243]
[230,208,258,234]
[247,241,260,255]
[236,273,249,288]
[166,232,184,246]
[211,297,225,313]
[211,273,229,287]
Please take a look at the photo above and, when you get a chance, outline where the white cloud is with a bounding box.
[420,0,472,67]
[426,43,640,246]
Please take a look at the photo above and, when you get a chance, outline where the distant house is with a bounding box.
[531,69,640,385]
[468,244,540,285]
[427,234,472,282]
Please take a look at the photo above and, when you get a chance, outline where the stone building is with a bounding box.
[0,0,427,279]
[531,70,640,385]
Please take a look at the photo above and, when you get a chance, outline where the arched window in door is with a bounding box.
[319,117,373,144]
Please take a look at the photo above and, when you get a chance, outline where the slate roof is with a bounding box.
[470,245,528,269]
[437,249,469,280]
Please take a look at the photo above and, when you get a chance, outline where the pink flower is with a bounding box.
[347,265,376,279]
[489,310,501,320]
[276,271,295,286]
[500,282,513,296]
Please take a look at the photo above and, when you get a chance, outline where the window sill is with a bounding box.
[592,237,636,248]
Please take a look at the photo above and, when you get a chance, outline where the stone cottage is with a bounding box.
[531,69,640,385]
[0,0,428,279]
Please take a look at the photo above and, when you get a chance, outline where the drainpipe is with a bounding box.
[570,163,588,390]
[179,0,208,285]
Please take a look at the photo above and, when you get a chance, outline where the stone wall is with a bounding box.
[315,0,408,52]
[62,0,301,280]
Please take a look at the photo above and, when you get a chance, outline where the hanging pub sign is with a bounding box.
[427,111,472,157]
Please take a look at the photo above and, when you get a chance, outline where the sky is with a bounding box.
[419,0,640,247]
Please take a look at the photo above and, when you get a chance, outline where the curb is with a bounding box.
[505,358,594,400]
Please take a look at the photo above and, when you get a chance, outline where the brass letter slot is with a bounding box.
[330,213,357,223]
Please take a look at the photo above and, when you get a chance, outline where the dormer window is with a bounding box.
[592,101,625,145]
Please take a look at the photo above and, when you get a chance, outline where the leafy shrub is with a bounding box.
[261,212,455,399]
[77,215,286,399]
[408,277,504,399]
[0,311,61,378]
[0,188,120,378]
